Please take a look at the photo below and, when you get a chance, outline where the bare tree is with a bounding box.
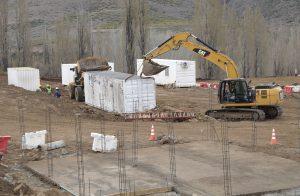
[193,0,226,79]
[0,1,8,71]
[272,28,285,76]
[16,0,32,67]
[43,26,50,66]
[77,0,93,59]
[123,0,137,74]
[47,16,79,77]
[137,0,147,56]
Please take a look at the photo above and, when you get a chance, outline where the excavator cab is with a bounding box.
[219,79,255,104]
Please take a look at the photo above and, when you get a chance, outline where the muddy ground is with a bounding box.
[1,73,300,195]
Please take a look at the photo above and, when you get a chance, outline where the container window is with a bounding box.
[165,68,169,76]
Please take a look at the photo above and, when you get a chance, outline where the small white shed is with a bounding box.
[61,62,115,86]
[7,67,40,91]
[61,64,76,86]
[84,71,156,113]
[137,59,196,87]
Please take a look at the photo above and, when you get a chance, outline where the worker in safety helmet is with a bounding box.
[54,87,61,98]
[46,84,52,95]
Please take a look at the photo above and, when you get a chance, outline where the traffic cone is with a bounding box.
[271,128,277,145]
[149,125,156,141]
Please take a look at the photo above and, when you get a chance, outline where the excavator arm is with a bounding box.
[142,32,239,79]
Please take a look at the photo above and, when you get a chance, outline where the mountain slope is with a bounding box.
[227,0,300,25]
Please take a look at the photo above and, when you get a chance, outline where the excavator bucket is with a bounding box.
[141,60,169,76]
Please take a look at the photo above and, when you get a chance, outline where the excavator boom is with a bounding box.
[142,32,239,79]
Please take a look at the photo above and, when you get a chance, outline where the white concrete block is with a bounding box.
[91,132,117,152]
[22,130,47,150]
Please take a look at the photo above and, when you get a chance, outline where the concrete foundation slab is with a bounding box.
[26,141,300,195]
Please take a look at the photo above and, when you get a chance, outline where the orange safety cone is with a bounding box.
[271,128,277,145]
[149,125,156,141]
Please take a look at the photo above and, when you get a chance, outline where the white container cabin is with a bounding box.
[7,67,40,91]
[137,59,196,87]
[84,71,156,113]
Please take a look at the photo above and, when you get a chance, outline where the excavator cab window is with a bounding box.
[219,80,254,104]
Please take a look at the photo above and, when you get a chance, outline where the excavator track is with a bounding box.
[259,106,282,119]
[205,108,266,121]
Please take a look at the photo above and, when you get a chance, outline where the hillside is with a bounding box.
[3,0,300,78]
[227,0,300,25]
[6,0,299,41]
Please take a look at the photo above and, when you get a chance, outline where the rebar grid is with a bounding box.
[221,121,232,196]
[168,122,176,182]
[75,114,85,196]
[204,118,220,141]
[117,130,127,194]
[45,106,53,177]
[127,180,136,196]
[203,88,220,141]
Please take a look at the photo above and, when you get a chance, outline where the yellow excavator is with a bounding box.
[141,32,283,121]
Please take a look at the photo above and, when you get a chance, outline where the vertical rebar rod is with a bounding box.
[205,89,220,142]
[298,119,300,154]
[132,100,138,167]
[45,106,53,177]
[118,130,127,194]
[168,121,176,182]
[165,177,169,196]
[208,85,213,110]
[205,119,209,141]
[210,119,219,141]
[75,114,85,196]
[99,97,106,153]
[221,121,232,196]
[18,99,25,161]
[89,178,91,196]
[252,115,257,152]
[204,117,219,142]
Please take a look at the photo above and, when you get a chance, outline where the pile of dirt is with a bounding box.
[40,188,71,196]
[156,134,189,145]
[13,182,34,195]
[0,175,14,195]
[78,56,110,72]
[12,182,70,196]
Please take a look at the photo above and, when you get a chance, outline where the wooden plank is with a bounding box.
[109,186,173,196]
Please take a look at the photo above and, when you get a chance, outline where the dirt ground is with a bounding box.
[1,73,300,195]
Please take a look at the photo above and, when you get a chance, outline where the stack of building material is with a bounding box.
[137,59,196,87]
[7,67,40,91]
[84,71,156,113]
[61,62,115,85]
